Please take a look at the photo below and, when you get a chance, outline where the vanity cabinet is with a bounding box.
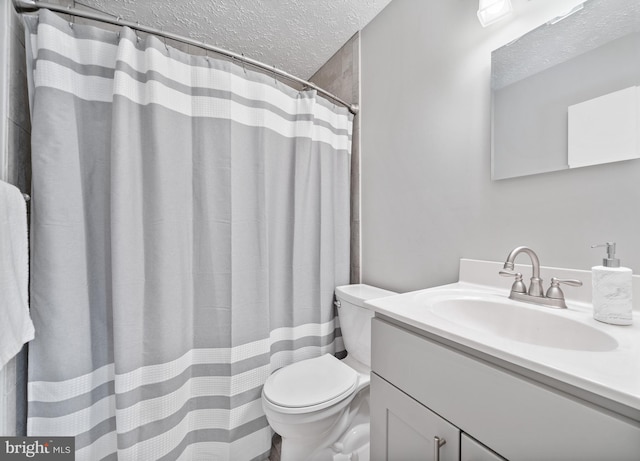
[371,373,460,460]
[461,434,505,461]
[371,374,504,461]
[371,316,640,461]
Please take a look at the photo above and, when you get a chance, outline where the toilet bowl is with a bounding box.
[262,284,396,461]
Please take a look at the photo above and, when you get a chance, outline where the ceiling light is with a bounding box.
[477,0,513,27]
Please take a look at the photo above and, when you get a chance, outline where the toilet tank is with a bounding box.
[335,284,397,367]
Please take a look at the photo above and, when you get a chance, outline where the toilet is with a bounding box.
[262,284,397,461]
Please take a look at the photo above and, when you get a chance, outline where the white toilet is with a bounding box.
[262,284,397,461]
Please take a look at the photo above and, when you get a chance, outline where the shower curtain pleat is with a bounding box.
[24,9,352,460]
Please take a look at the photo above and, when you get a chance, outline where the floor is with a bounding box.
[269,433,282,461]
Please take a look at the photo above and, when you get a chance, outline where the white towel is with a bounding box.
[0,180,34,369]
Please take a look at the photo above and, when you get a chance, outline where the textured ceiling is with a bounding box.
[79,0,393,79]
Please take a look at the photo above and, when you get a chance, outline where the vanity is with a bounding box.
[366,259,640,461]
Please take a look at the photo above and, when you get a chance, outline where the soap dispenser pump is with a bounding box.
[591,242,633,325]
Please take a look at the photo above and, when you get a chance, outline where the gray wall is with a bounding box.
[2,0,31,191]
[310,33,361,283]
[360,0,640,293]
[0,0,31,436]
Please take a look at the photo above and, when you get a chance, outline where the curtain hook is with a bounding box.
[68,1,75,28]
[202,41,210,62]
[160,29,169,52]
[273,65,277,85]
[241,53,246,75]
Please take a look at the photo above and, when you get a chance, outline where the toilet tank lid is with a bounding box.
[335,284,397,307]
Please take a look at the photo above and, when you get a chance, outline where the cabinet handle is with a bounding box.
[433,436,446,461]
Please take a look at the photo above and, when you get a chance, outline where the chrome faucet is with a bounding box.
[502,246,544,296]
[499,246,582,309]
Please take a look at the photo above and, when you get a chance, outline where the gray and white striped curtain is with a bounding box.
[24,10,351,460]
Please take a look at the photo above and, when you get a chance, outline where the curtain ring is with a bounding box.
[68,2,75,28]
[161,30,169,52]
[202,41,210,62]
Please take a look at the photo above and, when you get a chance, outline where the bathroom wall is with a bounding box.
[360,0,640,293]
[1,0,31,191]
[0,0,32,436]
[310,33,361,283]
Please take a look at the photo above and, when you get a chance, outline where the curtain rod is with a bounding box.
[13,0,359,115]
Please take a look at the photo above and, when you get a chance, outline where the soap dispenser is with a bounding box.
[591,242,633,325]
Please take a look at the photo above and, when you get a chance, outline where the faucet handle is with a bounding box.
[551,277,583,287]
[545,277,583,300]
[499,270,527,294]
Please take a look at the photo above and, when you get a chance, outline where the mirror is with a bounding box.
[491,0,640,180]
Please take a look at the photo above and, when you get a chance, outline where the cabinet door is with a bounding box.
[461,434,506,461]
[371,373,460,461]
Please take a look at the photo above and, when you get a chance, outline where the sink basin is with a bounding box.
[365,263,640,416]
[429,295,618,352]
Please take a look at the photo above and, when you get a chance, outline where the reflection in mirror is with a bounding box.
[491,0,640,180]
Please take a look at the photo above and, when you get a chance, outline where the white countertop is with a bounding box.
[365,259,640,418]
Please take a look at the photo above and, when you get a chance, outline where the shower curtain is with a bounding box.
[24,10,351,460]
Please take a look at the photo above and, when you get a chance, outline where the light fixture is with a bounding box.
[477,0,513,27]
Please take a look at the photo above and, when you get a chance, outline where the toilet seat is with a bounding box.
[263,354,358,414]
